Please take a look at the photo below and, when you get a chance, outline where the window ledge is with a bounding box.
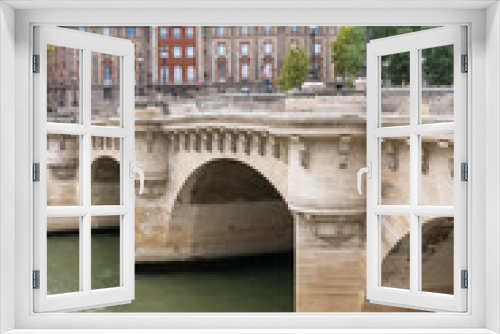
[4,330,497,334]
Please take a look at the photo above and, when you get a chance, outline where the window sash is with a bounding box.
[32,25,136,313]
[365,26,467,312]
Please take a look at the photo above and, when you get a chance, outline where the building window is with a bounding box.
[186,27,194,39]
[264,26,272,34]
[292,26,298,34]
[174,46,182,58]
[218,27,225,36]
[103,27,110,36]
[160,66,169,83]
[187,66,195,82]
[160,46,168,58]
[241,43,249,56]
[242,63,249,79]
[315,43,322,54]
[315,26,321,34]
[127,27,135,37]
[265,63,272,79]
[173,28,181,39]
[219,64,226,82]
[265,42,272,54]
[160,27,168,39]
[174,66,182,83]
[241,26,249,36]
[104,66,112,85]
[186,46,194,58]
[218,43,226,56]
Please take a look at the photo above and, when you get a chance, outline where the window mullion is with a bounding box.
[409,48,420,295]
[82,47,92,294]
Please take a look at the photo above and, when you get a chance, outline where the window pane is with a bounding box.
[173,28,181,39]
[91,137,121,206]
[160,27,168,39]
[421,134,454,206]
[91,52,121,126]
[91,215,121,290]
[381,215,410,290]
[47,45,81,124]
[174,66,183,83]
[421,45,454,124]
[381,137,410,205]
[380,52,410,127]
[421,216,454,294]
[174,46,182,58]
[47,134,80,206]
[47,217,80,295]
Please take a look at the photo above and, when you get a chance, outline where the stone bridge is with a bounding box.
[46,92,455,312]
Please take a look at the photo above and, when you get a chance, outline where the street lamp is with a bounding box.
[306,25,319,82]
[136,57,144,96]
[301,26,325,91]
[71,72,78,107]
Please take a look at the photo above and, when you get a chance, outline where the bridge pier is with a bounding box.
[294,211,366,312]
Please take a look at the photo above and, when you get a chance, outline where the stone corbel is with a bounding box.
[212,130,221,152]
[179,131,186,152]
[173,131,180,154]
[293,211,364,247]
[337,134,352,170]
[251,132,260,155]
[266,135,275,158]
[290,136,309,169]
[183,131,191,152]
[201,131,210,152]
[238,132,247,154]
[224,131,234,153]
[146,130,154,153]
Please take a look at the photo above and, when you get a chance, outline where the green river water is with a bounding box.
[47,232,295,313]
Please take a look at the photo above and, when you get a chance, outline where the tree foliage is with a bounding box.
[331,26,453,86]
[331,26,366,81]
[276,45,309,91]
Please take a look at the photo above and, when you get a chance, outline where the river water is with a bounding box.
[47,232,295,313]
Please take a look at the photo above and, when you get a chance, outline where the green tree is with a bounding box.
[331,26,366,81]
[276,45,309,91]
[331,26,452,86]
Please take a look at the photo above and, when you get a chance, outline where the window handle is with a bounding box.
[357,162,371,195]
[129,162,145,195]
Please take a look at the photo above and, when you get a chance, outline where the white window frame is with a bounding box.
[1,2,498,333]
[365,26,467,313]
[32,25,137,313]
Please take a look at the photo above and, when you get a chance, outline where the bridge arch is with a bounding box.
[165,158,294,260]
[165,153,289,214]
[91,155,120,206]
[381,217,454,293]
